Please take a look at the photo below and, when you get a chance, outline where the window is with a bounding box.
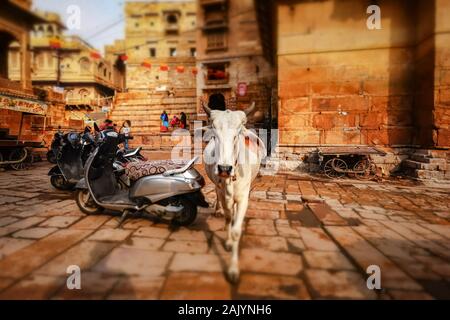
[37,52,45,68]
[79,89,89,99]
[47,52,53,67]
[166,14,178,24]
[150,48,156,57]
[169,48,177,57]
[47,25,54,36]
[79,57,90,73]
[206,63,227,82]
[190,48,196,57]
[207,32,226,50]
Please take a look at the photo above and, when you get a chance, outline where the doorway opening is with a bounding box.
[208,93,226,111]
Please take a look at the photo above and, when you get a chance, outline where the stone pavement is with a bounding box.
[0,161,449,300]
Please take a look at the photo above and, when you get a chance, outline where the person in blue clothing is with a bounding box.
[160,110,169,132]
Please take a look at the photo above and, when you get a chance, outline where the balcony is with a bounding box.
[202,20,228,32]
[205,70,229,85]
[65,96,112,109]
[0,77,35,99]
[165,23,179,35]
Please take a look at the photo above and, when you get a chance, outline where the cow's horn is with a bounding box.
[244,102,256,116]
[202,99,211,116]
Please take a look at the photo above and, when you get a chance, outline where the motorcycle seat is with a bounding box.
[126,159,187,181]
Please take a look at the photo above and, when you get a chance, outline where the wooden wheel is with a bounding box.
[9,148,27,171]
[354,159,376,180]
[324,158,347,179]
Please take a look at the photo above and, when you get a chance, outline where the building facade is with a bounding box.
[255,0,450,153]
[8,11,125,119]
[0,1,83,145]
[106,0,197,92]
[196,0,275,125]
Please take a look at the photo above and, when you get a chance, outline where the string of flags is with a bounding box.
[47,39,198,76]
[140,60,197,75]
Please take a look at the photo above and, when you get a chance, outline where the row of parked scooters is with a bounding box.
[47,125,208,226]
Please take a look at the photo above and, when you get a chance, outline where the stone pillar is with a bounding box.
[20,31,31,90]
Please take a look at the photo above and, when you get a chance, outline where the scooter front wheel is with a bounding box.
[171,196,197,227]
[50,175,74,190]
[75,189,103,215]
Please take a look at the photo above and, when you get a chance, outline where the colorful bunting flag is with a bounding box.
[141,59,152,68]
[90,51,101,59]
[176,66,185,73]
[49,38,62,49]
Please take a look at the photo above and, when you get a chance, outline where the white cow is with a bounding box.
[202,101,266,282]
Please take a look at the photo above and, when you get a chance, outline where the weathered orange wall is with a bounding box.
[434,0,450,147]
[277,0,449,148]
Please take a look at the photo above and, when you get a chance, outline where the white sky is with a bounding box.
[32,0,192,52]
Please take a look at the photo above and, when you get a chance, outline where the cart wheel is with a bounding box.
[354,160,376,181]
[324,158,347,179]
[9,148,28,171]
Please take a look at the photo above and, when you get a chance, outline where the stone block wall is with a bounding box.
[277,0,419,148]
[275,0,449,149]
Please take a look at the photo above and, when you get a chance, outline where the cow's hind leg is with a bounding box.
[228,196,249,283]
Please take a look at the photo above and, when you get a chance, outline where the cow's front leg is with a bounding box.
[213,187,225,218]
[228,195,249,283]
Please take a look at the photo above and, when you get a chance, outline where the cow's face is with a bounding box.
[209,110,247,178]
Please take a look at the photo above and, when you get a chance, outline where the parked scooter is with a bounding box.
[116,146,146,164]
[48,131,86,190]
[46,131,64,164]
[74,130,208,226]
[48,127,142,191]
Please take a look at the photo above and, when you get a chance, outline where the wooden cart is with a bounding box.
[0,134,42,171]
[318,146,387,180]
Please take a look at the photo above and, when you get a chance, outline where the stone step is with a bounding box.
[412,169,450,181]
[402,159,447,171]
[413,149,450,159]
[114,98,197,104]
[410,153,448,165]
[111,108,197,115]
[112,103,197,109]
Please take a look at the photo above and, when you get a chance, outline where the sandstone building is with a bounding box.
[108,1,198,148]
[8,11,125,120]
[106,0,197,92]
[196,0,275,125]
[0,1,83,146]
[254,0,450,179]
[255,0,450,150]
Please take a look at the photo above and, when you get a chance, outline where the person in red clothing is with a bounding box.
[99,119,114,131]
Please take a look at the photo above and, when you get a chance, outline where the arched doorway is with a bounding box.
[208,93,226,111]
